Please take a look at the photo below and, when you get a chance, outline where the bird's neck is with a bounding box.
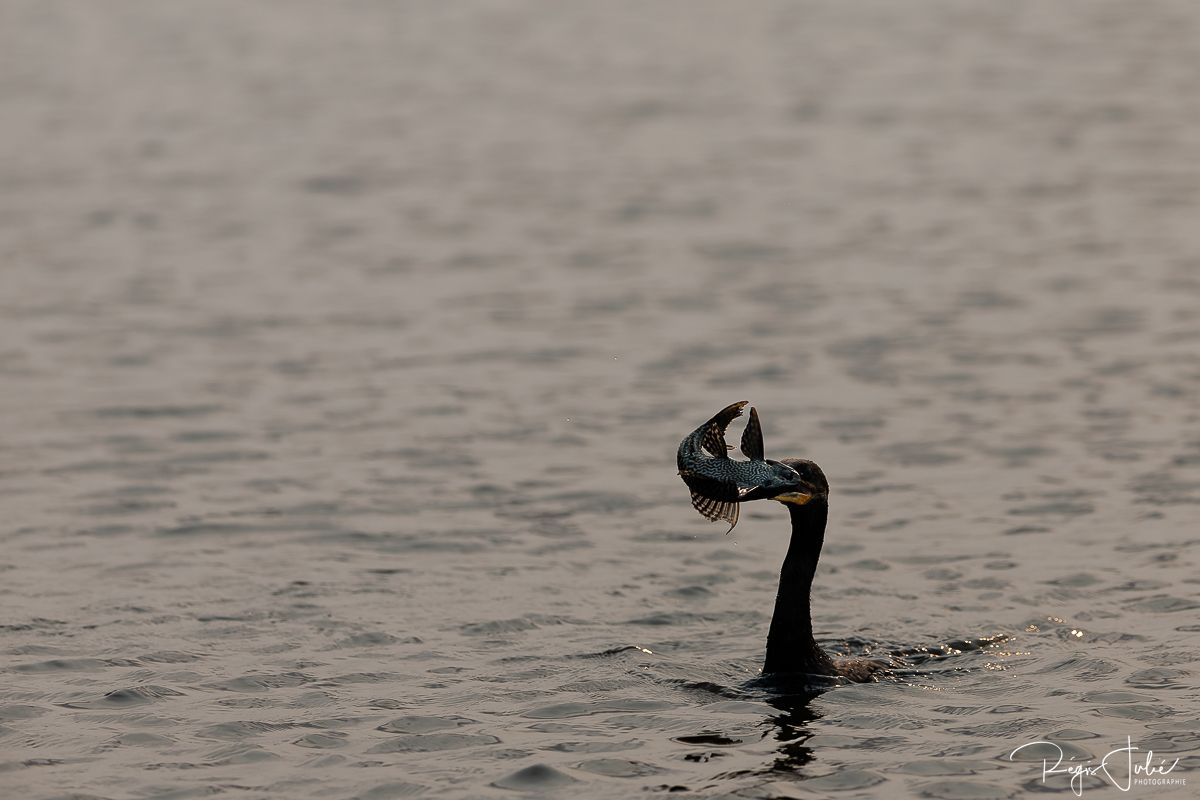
[763,500,836,676]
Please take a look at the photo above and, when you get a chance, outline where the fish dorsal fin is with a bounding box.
[690,490,740,532]
[700,401,747,459]
[740,406,764,461]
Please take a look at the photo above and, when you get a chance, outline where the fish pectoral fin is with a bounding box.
[740,406,765,461]
[698,401,747,459]
[699,426,738,457]
[700,423,728,459]
[690,491,740,531]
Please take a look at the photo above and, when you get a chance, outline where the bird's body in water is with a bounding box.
[677,402,886,682]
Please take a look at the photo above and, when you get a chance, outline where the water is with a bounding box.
[2,2,1199,798]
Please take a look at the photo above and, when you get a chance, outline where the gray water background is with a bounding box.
[2,2,1200,798]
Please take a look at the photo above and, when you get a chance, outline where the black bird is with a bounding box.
[678,403,885,681]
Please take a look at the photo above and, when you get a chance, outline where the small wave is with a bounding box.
[61,685,185,709]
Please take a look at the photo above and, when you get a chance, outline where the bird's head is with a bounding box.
[741,458,829,506]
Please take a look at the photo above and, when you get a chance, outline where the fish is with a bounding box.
[677,401,802,531]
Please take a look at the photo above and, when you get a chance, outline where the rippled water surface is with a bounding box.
[4,2,1200,798]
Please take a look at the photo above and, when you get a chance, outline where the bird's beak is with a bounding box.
[773,491,814,506]
[738,483,817,504]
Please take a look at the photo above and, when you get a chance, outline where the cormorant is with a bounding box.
[677,402,885,681]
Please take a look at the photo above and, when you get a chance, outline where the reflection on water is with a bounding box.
[3,1,1200,798]
[764,692,822,775]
